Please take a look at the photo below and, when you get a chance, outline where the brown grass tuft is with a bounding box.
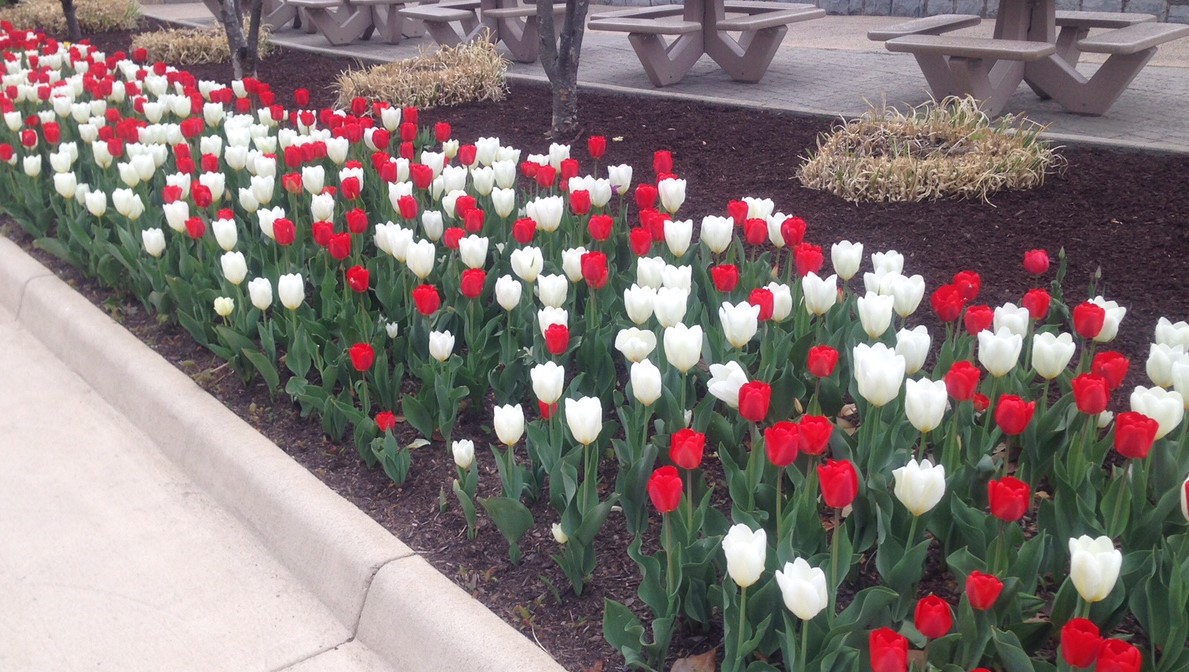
[335,37,507,109]
[0,0,140,33]
[130,23,273,65]
[798,96,1065,203]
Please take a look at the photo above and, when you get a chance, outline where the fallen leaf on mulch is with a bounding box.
[671,648,718,672]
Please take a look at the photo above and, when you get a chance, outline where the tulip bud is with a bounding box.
[623,284,656,325]
[994,303,1031,337]
[913,595,953,639]
[966,570,1004,610]
[1060,618,1102,669]
[630,359,663,406]
[653,287,689,328]
[657,177,686,213]
[889,274,925,318]
[1089,296,1127,343]
[721,524,767,588]
[869,628,908,672]
[1181,475,1189,523]
[647,466,683,512]
[818,459,859,509]
[1146,343,1185,388]
[458,234,488,269]
[510,246,543,283]
[664,218,693,257]
[405,239,436,280]
[551,523,569,544]
[452,439,475,469]
[213,296,234,318]
[987,476,1031,522]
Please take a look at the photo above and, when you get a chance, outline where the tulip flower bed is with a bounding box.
[6,22,1189,672]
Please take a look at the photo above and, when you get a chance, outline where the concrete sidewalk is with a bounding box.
[0,236,567,672]
[141,3,1189,153]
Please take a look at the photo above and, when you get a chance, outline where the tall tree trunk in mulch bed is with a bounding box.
[59,0,81,41]
[218,0,264,79]
[536,0,588,141]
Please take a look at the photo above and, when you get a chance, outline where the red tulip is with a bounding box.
[818,459,858,508]
[460,268,486,299]
[349,343,375,371]
[1091,351,1129,391]
[764,421,799,467]
[931,284,966,322]
[463,209,485,234]
[994,395,1035,435]
[412,284,441,316]
[953,270,981,302]
[1072,374,1111,415]
[581,251,609,289]
[1073,301,1106,339]
[794,242,824,277]
[191,183,212,208]
[588,214,613,241]
[635,184,657,210]
[457,143,475,166]
[294,88,310,106]
[869,627,908,672]
[973,393,990,413]
[914,595,953,639]
[311,221,333,247]
[629,227,652,256]
[587,135,606,159]
[653,150,673,176]
[1096,638,1141,672]
[945,361,982,402]
[1114,411,1158,459]
[743,218,767,246]
[538,400,558,420]
[738,381,771,423]
[807,345,839,378]
[433,121,451,142]
[987,476,1031,522]
[346,208,368,234]
[964,304,994,335]
[648,465,682,513]
[512,217,536,245]
[710,264,740,293]
[965,570,1004,610]
[327,232,351,260]
[798,415,833,456]
[1023,249,1050,275]
[455,195,477,219]
[669,428,706,470]
[748,288,774,322]
[1060,618,1102,668]
[410,162,433,189]
[375,411,397,433]
[341,176,361,200]
[781,217,807,247]
[184,216,206,240]
[1022,288,1051,320]
[346,265,369,293]
[570,189,591,216]
[544,323,570,356]
[397,194,418,220]
[443,227,465,250]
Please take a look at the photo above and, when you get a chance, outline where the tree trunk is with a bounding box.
[535,0,589,140]
[59,0,81,42]
[219,0,247,80]
[244,0,264,78]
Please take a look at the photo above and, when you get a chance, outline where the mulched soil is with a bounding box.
[12,22,1189,671]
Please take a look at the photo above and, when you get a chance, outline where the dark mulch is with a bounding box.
[14,22,1188,671]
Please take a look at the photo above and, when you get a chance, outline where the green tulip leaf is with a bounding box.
[991,627,1035,672]
[400,395,435,440]
[478,496,534,565]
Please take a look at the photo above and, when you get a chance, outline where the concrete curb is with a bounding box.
[0,235,568,672]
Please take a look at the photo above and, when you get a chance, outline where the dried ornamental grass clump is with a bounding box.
[335,37,507,109]
[798,96,1065,203]
[0,0,139,32]
[131,23,274,65]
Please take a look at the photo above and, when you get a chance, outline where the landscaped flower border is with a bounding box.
[1,23,1187,672]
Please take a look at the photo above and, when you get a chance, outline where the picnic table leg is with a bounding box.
[949,57,1024,115]
[627,33,705,87]
[496,16,541,63]
[419,14,483,46]
[303,3,376,45]
[704,26,789,82]
[1023,50,1154,115]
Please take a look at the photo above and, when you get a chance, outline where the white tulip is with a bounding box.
[536,274,568,308]
[140,228,165,258]
[858,292,895,340]
[493,404,525,446]
[658,177,686,213]
[720,301,760,349]
[458,235,488,270]
[551,523,569,544]
[1089,296,1127,343]
[852,342,906,408]
[721,524,767,588]
[978,328,1023,378]
[429,330,455,362]
[561,247,588,284]
[213,296,234,318]
[1068,535,1121,603]
[211,217,237,252]
[248,277,272,310]
[491,187,515,218]
[871,250,904,276]
[510,246,543,283]
[664,218,693,257]
[531,362,565,405]
[904,379,948,434]
[565,396,603,446]
[1032,332,1076,380]
[1147,343,1185,388]
[653,287,689,328]
[495,275,522,312]
[630,359,663,406]
[895,326,931,376]
[831,240,863,281]
[405,239,436,280]
[892,458,946,516]
[664,323,703,373]
[452,439,475,469]
[774,558,829,621]
[526,195,564,233]
[615,328,658,363]
[890,274,926,318]
[220,251,247,286]
[636,256,666,289]
[623,284,657,325]
[1130,386,1184,439]
[708,361,749,409]
[700,215,734,254]
[1155,317,1189,350]
[278,273,304,310]
[766,283,793,322]
[421,210,444,241]
[802,272,837,316]
[661,264,692,291]
[994,303,1031,338]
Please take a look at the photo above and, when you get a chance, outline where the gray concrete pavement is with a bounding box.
[141,3,1189,152]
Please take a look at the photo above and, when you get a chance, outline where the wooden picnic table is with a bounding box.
[873,2,1189,115]
[588,0,825,87]
[399,0,564,62]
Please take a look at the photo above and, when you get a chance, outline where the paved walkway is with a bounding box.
[141,2,1189,152]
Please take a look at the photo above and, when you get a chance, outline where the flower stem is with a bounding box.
[664,514,676,602]
[829,507,842,615]
[736,585,748,669]
[775,469,784,544]
[906,514,920,548]
[799,616,810,672]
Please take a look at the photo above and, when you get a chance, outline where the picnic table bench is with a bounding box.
[284,0,421,45]
[589,0,824,86]
[399,0,565,62]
